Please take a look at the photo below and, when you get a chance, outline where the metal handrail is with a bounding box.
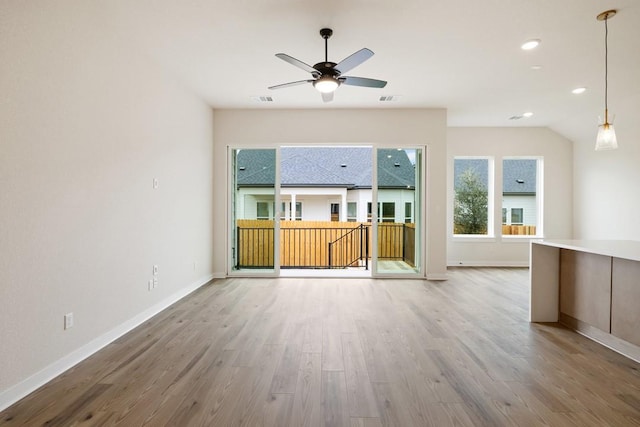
[328,224,369,269]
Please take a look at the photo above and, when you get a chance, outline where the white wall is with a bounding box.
[573,134,640,240]
[447,128,573,266]
[213,109,448,279]
[0,3,214,408]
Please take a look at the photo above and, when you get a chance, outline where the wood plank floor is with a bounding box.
[2,268,640,426]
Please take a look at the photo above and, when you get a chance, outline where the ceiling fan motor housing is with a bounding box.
[313,62,339,77]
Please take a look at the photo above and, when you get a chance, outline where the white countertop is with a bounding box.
[532,239,640,262]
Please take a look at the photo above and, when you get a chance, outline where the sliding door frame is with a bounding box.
[227,145,281,277]
[371,145,427,279]
[226,143,428,278]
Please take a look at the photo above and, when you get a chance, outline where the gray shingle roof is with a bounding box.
[453,158,537,195]
[236,147,415,189]
[502,159,537,194]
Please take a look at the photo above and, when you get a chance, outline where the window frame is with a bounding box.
[510,208,524,225]
[501,156,544,239]
[452,156,495,239]
[378,202,396,223]
[404,201,413,224]
[330,203,340,222]
[347,202,357,222]
[256,201,271,220]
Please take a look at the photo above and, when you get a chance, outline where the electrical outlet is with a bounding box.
[153,277,158,288]
[153,178,158,189]
[64,313,74,330]
[153,265,158,275]
[149,279,153,291]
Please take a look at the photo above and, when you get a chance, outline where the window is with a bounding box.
[256,202,270,220]
[293,202,302,221]
[281,202,302,220]
[454,158,490,235]
[511,208,523,225]
[330,203,340,222]
[367,202,372,222]
[379,202,395,223]
[502,158,541,236]
[347,202,357,222]
[405,202,413,223]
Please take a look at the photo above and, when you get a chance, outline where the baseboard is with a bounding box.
[0,274,215,412]
[426,273,449,281]
[447,260,529,267]
[212,271,226,279]
[559,312,640,364]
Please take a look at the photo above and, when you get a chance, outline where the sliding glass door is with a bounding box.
[228,145,425,277]
[229,148,278,274]
[373,147,423,275]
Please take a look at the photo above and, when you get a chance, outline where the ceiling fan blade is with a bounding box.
[340,76,387,88]
[275,53,319,75]
[268,79,314,90]
[321,91,334,103]
[334,48,374,74]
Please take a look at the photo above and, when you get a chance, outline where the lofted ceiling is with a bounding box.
[108,0,640,148]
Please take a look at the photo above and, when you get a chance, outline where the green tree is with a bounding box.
[454,168,488,234]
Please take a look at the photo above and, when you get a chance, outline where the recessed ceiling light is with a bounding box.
[530,65,542,70]
[521,39,541,50]
[572,87,587,94]
[523,112,534,118]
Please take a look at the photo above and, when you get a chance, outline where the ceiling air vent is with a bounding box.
[251,96,274,103]
[379,95,400,102]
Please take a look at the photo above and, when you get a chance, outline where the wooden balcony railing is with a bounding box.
[235,220,416,269]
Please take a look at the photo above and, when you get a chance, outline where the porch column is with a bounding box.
[291,193,296,220]
[341,191,347,222]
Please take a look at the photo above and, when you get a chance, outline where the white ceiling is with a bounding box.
[109,0,640,148]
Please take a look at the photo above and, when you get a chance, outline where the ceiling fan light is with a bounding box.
[596,121,618,151]
[314,76,339,93]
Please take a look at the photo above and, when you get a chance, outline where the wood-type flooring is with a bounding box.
[2,267,640,426]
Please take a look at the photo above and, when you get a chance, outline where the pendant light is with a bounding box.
[595,10,618,151]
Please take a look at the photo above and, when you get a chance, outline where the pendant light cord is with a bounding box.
[605,17,609,116]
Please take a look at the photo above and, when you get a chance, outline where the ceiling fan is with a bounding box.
[268,28,387,102]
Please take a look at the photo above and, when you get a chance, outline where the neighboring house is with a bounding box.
[236,147,416,223]
[453,158,538,228]
[501,159,537,226]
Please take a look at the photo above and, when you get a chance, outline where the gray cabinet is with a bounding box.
[612,258,640,346]
[559,249,611,333]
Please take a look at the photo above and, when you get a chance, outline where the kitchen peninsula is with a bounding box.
[530,240,640,362]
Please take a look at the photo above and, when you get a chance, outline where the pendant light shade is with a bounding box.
[595,10,618,151]
[596,121,618,150]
